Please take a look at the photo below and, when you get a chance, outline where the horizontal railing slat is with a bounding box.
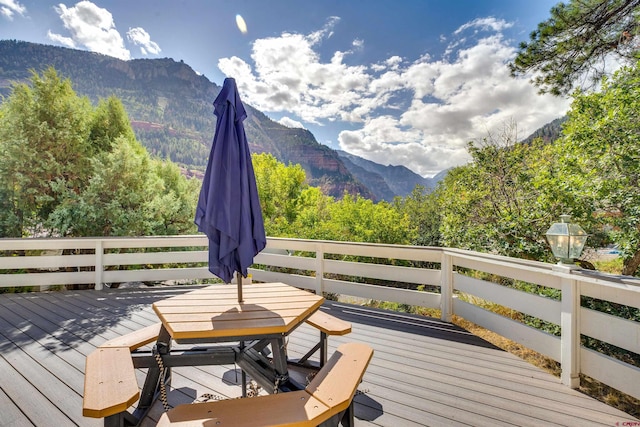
[455,274,561,325]
[453,298,561,361]
[103,267,211,283]
[103,251,208,266]
[579,279,640,309]
[580,307,640,355]
[0,271,95,287]
[0,254,95,270]
[581,347,640,400]
[450,252,563,290]
[322,278,441,309]
[323,259,440,286]
[253,253,316,271]
[249,269,316,292]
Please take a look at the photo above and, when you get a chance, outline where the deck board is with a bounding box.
[0,286,637,427]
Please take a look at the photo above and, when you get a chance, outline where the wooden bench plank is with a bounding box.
[157,390,329,427]
[99,322,162,351]
[305,342,373,417]
[300,310,352,366]
[305,310,351,336]
[156,342,373,427]
[83,347,140,418]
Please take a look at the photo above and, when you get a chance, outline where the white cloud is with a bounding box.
[278,117,306,129]
[49,1,130,60]
[46,30,76,48]
[454,17,513,35]
[127,27,161,55]
[0,0,26,20]
[218,16,569,177]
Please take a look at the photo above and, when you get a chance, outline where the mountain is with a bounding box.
[0,40,374,199]
[522,116,567,144]
[337,150,436,201]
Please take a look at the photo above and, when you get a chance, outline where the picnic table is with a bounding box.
[84,282,360,426]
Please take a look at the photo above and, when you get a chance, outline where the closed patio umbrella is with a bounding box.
[194,77,266,302]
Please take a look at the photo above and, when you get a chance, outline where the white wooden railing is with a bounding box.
[0,235,639,401]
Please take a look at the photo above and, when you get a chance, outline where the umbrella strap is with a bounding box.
[153,345,170,412]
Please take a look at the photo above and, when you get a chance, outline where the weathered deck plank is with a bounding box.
[0,286,637,427]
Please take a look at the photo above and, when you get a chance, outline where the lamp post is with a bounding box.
[545,215,588,266]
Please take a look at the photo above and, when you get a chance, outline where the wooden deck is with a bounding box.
[0,286,637,427]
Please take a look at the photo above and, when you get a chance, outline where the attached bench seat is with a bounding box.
[82,347,140,419]
[99,322,162,351]
[156,342,374,427]
[83,323,162,423]
[301,310,352,367]
[305,310,351,336]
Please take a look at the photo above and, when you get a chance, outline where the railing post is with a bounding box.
[95,239,104,291]
[558,266,580,388]
[316,244,324,295]
[440,251,453,322]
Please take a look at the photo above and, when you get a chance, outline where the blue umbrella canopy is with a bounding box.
[195,78,266,297]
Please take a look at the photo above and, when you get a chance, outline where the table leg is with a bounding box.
[270,338,288,377]
[137,326,172,410]
[270,338,305,392]
[240,341,247,397]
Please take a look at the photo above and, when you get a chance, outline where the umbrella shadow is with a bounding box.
[209,302,287,332]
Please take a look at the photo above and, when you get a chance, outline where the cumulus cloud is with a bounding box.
[46,30,76,48]
[278,117,306,129]
[0,0,26,20]
[48,1,130,60]
[127,27,161,55]
[47,1,160,61]
[218,16,569,177]
[454,17,513,35]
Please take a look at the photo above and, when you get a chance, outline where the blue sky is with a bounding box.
[0,0,570,177]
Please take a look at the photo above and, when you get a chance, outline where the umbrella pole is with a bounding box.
[237,274,243,303]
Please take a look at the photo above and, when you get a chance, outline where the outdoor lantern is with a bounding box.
[545,215,588,265]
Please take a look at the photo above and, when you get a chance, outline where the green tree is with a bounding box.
[323,193,413,244]
[289,186,334,240]
[510,0,640,95]
[558,63,640,275]
[0,68,93,235]
[47,136,199,237]
[150,160,200,235]
[0,67,199,238]
[251,152,413,245]
[437,123,577,261]
[89,96,136,153]
[395,185,442,247]
[252,153,309,236]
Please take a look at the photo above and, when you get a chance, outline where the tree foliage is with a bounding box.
[558,63,640,274]
[0,68,93,235]
[0,67,198,238]
[510,0,640,95]
[436,122,582,261]
[323,194,414,244]
[434,62,640,277]
[394,185,442,247]
[251,153,414,245]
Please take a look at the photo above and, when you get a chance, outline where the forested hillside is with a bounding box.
[522,116,567,144]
